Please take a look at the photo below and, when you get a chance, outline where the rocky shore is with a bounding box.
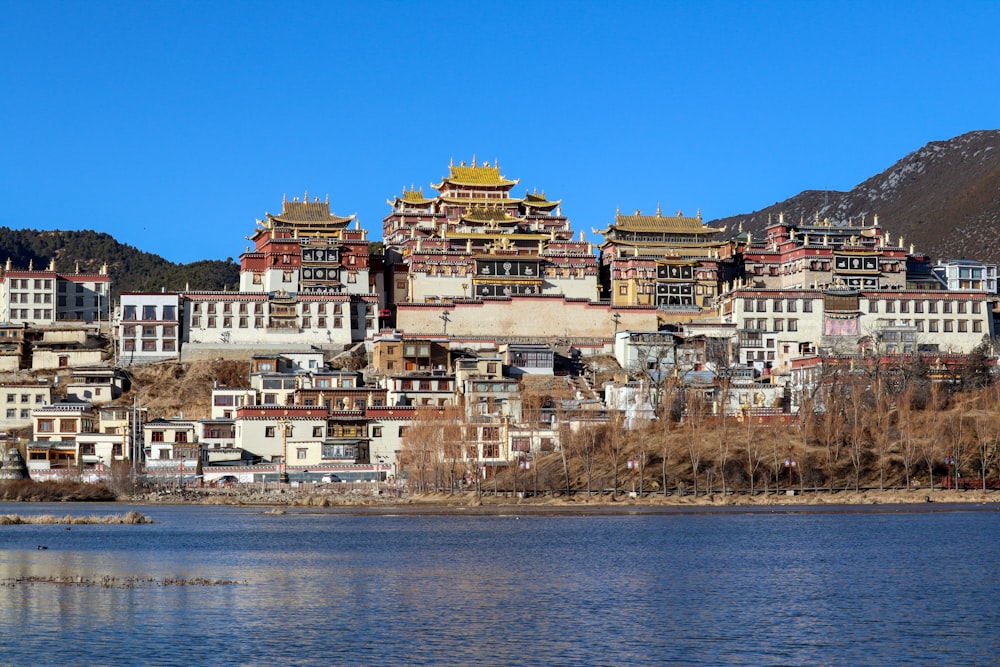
[114,486,1000,510]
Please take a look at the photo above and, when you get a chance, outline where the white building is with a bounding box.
[933,259,998,292]
[117,293,181,364]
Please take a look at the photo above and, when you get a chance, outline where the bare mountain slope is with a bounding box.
[711,130,1000,265]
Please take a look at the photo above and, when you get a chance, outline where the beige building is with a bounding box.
[0,383,52,430]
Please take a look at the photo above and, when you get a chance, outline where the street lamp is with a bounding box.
[627,456,641,494]
[784,457,797,490]
[277,417,291,484]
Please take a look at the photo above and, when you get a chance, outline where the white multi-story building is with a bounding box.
[933,259,998,292]
[0,259,110,326]
[723,286,995,357]
[117,293,181,364]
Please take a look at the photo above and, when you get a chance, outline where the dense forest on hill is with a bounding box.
[0,227,239,296]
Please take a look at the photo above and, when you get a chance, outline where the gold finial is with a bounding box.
[283,193,286,203]
[616,206,621,217]
[28,259,33,270]
[697,208,701,220]
[656,202,662,217]
[303,190,309,202]
[471,154,477,167]
[449,156,454,168]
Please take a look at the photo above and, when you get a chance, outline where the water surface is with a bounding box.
[1,503,996,666]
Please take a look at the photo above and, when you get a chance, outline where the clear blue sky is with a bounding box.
[2,1,998,264]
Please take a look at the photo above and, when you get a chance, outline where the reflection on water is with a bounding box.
[0,503,997,666]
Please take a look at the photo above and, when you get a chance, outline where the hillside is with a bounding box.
[710,130,1000,265]
[121,359,251,420]
[0,227,239,296]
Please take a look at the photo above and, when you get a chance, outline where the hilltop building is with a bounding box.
[117,195,380,364]
[595,206,739,313]
[382,158,599,305]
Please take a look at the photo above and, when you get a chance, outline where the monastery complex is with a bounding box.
[2,158,998,484]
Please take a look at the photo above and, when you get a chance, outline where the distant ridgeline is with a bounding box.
[0,227,239,296]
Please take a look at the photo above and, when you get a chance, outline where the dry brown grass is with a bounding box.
[0,510,151,525]
[0,480,116,502]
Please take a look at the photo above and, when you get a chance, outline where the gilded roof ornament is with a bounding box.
[656,203,662,217]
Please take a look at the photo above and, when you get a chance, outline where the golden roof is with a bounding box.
[523,189,560,209]
[400,186,434,204]
[610,207,721,235]
[461,205,522,224]
[267,194,355,227]
[434,158,518,188]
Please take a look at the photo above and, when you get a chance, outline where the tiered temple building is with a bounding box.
[382,159,599,305]
[595,206,737,312]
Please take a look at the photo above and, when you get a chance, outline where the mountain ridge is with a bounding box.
[709,129,1000,265]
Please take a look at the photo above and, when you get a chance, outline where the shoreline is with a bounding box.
[108,487,1000,512]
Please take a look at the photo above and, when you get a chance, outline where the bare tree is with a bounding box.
[683,391,709,495]
[603,414,626,497]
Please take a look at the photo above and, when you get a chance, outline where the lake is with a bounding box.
[0,502,997,666]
